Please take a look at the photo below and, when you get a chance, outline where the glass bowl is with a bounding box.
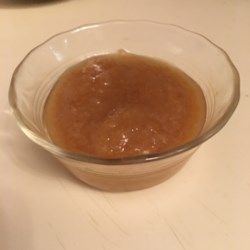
[9,20,240,191]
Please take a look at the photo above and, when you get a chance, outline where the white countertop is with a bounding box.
[1,1,250,249]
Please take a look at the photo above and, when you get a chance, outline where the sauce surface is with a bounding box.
[44,52,206,158]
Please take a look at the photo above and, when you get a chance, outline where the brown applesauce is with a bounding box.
[44,51,206,158]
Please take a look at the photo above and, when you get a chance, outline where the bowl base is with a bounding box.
[64,163,185,192]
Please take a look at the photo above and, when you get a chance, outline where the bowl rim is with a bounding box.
[8,20,240,165]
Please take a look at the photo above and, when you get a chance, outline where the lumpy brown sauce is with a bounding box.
[44,52,206,158]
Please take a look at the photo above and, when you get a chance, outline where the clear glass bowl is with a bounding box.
[9,21,240,191]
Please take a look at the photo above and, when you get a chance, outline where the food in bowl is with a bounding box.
[9,21,239,191]
[44,51,206,158]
